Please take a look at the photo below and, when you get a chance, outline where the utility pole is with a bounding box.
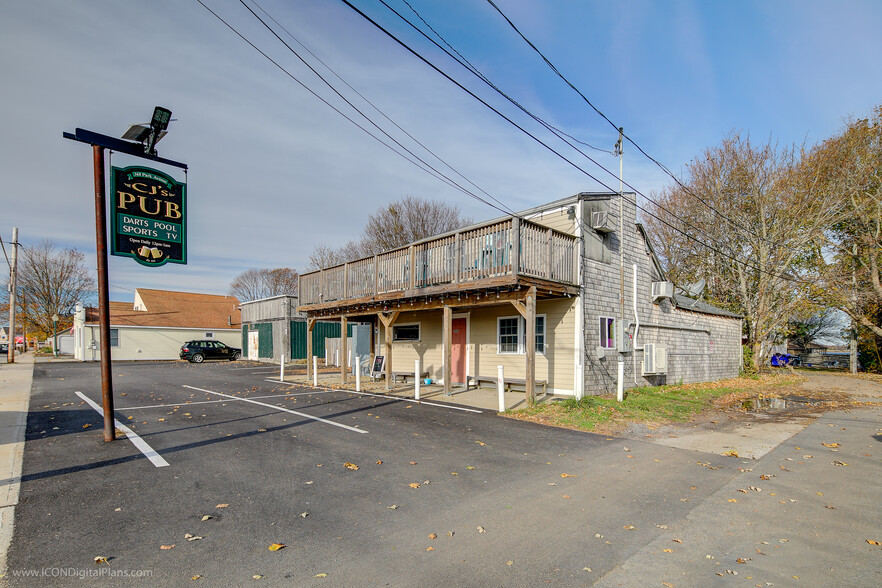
[7,227,18,363]
[851,243,858,374]
[615,128,625,402]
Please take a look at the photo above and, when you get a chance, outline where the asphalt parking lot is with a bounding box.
[6,360,880,587]
[6,360,742,587]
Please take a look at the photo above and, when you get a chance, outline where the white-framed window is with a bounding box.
[392,322,420,342]
[109,328,120,347]
[599,316,616,349]
[497,315,546,355]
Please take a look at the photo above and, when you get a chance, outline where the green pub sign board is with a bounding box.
[111,166,186,267]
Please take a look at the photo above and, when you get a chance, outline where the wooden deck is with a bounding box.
[298,216,579,315]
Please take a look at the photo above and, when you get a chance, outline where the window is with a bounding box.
[109,329,119,347]
[498,317,520,353]
[497,315,546,355]
[599,317,616,349]
[205,332,214,338]
[392,323,420,342]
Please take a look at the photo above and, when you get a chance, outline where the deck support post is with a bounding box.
[306,318,316,381]
[510,286,537,405]
[443,305,453,397]
[377,311,400,390]
[525,287,536,405]
[340,316,348,385]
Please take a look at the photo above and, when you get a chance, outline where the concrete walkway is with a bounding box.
[280,370,540,412]
[0,353,34,581]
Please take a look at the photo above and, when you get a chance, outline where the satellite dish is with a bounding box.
[683,279,706,298]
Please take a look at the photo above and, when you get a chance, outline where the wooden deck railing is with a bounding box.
[299,217,578,306]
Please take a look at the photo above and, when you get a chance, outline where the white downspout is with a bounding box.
[633,264,639,383]
[574,199,585,399]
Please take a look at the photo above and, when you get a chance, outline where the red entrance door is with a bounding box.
[451,318,467,384]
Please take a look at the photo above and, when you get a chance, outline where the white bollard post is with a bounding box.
[280,354,285,381]
[313,356,318,386]
[497,365,505,412]
[355,356,361,392]
[414,359,421,401]
[325,348,328,366]
[335,349,339,367]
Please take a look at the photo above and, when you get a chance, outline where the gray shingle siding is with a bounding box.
[578,193,741,395]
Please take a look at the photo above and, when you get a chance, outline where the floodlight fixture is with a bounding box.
[151,106,172,132]
[119,106,173,156]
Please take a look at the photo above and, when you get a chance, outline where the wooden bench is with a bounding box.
[391,371,430,383]
[467,376,547,394]
[370,371,430,383]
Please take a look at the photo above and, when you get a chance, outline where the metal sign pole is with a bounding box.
[64,109,187,444]
[93,145,115,442]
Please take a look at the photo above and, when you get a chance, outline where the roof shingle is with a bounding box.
[86,289,241,329]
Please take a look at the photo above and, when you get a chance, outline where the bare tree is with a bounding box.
[644,132,842,370]
[0,241,96,337]
[307,196,472,269]
[306,246,345,272]
[229,268,299,302]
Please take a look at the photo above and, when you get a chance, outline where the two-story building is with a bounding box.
[297,192,742,401]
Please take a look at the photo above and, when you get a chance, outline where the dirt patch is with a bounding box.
[621,370,882,458]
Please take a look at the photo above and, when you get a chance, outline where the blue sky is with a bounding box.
[1,0,880,302]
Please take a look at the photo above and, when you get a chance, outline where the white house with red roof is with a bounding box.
[73,288,242,361]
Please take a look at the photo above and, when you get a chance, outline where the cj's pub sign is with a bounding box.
[111,166,186,267]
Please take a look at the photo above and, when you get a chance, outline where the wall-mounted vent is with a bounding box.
[591,211,614,233]
[651,281,674,301]
[643,343,667,375]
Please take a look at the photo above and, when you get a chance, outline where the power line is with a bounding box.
[336,0,810,287]
[0,233,10,270]
[238,0,513,216]
[482,0,759,237]
[398,0,614,157]
[195,0,506,214]
[376,0,742,259]
[245,0,518,217]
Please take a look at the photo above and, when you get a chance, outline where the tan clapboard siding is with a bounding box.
[527,207,577,235]
[382,310,445,380]
[381,298,577,394]
[108,327,242,361]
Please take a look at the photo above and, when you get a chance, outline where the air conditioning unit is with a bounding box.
[591,211,614,233]
[651,281,674,301]
[643,343,668,375]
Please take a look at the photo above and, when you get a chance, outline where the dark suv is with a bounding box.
[180,340,241,363]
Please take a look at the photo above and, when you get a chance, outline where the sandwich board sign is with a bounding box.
[110,165,186,266]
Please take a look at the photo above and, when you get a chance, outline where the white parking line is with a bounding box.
[264,380,483,413]
[183,385,368,434]
[120,390,335,411]
[75,392,169,467]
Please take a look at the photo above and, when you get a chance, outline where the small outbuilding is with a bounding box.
[240,294,365,363]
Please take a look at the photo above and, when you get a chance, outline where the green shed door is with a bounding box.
[291,321,307,360]
[256,323,273,358]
